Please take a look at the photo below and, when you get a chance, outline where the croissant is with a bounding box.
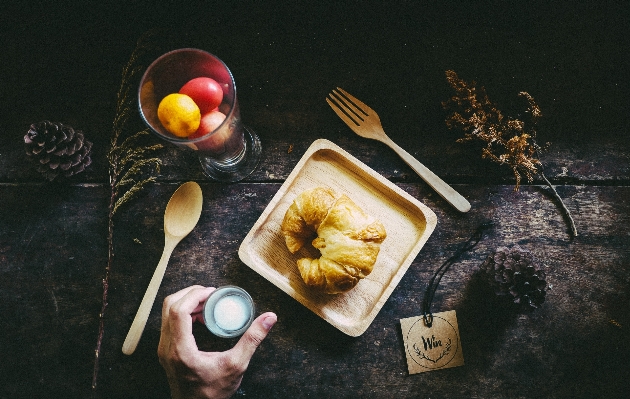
[281,187,387,294]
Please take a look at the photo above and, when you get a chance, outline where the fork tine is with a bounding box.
[326,97,361,129]
[328,91,363,122]
[330,88,366,122]
[335,87,373,116]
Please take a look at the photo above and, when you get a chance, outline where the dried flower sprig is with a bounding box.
[92,32,164,392]
[443,70,543,189]
[443,70,577,237]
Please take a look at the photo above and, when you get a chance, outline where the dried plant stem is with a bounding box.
[443,70,577,238]
[91,188,116,391]
[539,170,578,237]
[92,32,162,394]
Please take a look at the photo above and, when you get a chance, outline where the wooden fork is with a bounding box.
[326,87,471,213]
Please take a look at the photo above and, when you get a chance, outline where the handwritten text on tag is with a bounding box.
[400,310,464,374]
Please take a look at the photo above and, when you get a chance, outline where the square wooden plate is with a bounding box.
[239,139,437,336]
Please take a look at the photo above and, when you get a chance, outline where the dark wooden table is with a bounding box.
[2,2,629,398]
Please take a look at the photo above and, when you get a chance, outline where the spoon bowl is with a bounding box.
[164,181,204,237]
[122,181,203,355]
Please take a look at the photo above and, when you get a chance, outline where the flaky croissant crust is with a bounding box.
[281,187,387,294]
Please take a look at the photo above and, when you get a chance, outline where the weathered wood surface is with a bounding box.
[1,2,629,399]
[2,182,629,398]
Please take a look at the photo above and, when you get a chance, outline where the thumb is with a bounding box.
[231,312,277,365]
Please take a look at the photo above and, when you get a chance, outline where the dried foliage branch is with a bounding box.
[442,70,577,237]
[92,32,164,392]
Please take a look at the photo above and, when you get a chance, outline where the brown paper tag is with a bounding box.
[400,310,464,374]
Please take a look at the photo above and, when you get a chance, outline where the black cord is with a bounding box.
[421,222,494,327]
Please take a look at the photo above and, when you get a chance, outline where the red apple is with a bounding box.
[179,77,223,114]
[188,111,229,153]
[194,111,226,136]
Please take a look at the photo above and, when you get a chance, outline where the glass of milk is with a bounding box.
[203,286,255,338]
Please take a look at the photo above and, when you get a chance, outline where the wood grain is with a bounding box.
[1,2,629,398]
[90,183,630,398]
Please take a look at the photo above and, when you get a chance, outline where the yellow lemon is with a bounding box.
[157,93,201,137]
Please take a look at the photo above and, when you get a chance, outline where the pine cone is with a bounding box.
[24,121,93,181]
[480,245,547,311]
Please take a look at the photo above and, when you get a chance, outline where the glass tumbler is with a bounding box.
[138,48,262,182]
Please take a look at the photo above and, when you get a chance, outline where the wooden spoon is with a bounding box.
[122,181,203,355]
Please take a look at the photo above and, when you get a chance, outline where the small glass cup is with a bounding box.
[138,48,262,182]
[203,286,255,338]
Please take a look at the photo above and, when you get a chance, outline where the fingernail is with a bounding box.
[262,314,277,331]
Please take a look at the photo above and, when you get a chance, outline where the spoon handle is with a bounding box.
[122,238,178,355]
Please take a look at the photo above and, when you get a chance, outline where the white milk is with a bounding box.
[213,294,250,331]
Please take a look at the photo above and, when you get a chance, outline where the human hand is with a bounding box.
[158,285,277,399]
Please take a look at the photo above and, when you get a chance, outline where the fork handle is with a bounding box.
[385,139,471,212]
